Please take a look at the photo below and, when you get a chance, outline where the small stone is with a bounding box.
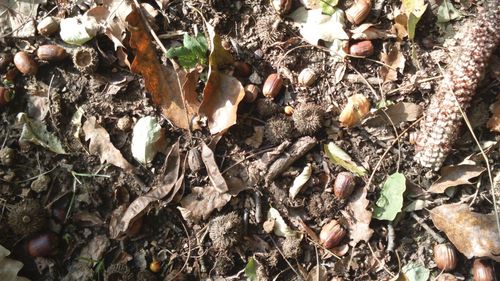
[116,116,133,131]
[31,174,51,193]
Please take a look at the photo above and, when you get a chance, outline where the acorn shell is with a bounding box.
[7,199,47,236]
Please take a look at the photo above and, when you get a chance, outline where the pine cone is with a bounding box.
[415,4,499,170]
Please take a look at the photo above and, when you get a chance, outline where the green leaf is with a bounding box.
[402,262,430,281]
[324,142,367,176]
[244,257,257,281]
[402,0,428,40]
[17,113,66,154]
[437,0,462,23]
[373,173,406,221]
[320,0,339,16]
[166,33,208,69]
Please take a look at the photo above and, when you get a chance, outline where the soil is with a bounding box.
[0,0,499,281]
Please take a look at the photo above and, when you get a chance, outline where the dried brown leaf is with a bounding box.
[201,142,228,193]
[430,204,500,261]
[341,185,373,246]
[126,8,192,129]
[198,23,245,134]
[305,265,327,281]
[428,164,485,193]
[351,23,395,40]
[83,116,134,172]
[365,102,423,126]
[178,185,232,222]
[111,141,181,238]
[486,95,500,133]
[379,42,406,83]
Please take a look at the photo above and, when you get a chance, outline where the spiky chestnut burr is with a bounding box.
[265,115,294,144]
[292,103,324,135]
[415,3,499,170]
[104,263,133,281]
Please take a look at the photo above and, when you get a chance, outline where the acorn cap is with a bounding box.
[104,263,133,281]
[7,199,47,236]
[292,103,324,135]
[73,47,98,74]
[265,115,294,144]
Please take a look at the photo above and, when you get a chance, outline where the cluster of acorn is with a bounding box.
[432,243,496,281]
[6,199,60,258]
[271,0,375,57]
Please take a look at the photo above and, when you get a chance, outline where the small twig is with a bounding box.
[367,242,396,277]
[410,212,445,244]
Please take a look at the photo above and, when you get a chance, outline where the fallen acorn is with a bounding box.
[298,68,317,87]
[263,73,283,99]
[27,232,59,257]
[37,44,68,61]
[472,259,495,281]
[433,243,458,272]
[37,16,60,36]
[349,40,374,57]
[333,171,356,199]
[0,87,13,106]
[346,0,372,25]
[244,84,259,103]
[319,219,347,249]
[14,51,38,75]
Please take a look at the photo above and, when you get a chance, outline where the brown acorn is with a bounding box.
[346,0,372,25]
[14,51,38,75]
[7,199,48,236]
[433,243,457,271]
[0,87,13,106]
[27,232,59,257]
[37,16,60,36]
[349,40,374,57]
[472,259,495,281]
[234,61,252,77]
[272,0,292,15]
[319,219,346,249]
[244,84,259,103]
[263,73,283,99]
[37,45,67,61]
[298,68,318,87]
[333,172,356,199]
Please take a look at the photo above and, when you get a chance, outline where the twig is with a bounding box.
[367,242,396,277]
[348,64,380,100]
[410,212,445,244]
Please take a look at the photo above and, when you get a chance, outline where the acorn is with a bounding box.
[37,45,67,61]
[284,105,294,115]
[27,232,59,257]
[346,0,372,25]
[292,103,324,135]
[37,16,60,36]
[7,199,48,236]
[104,263,134,281]
[0,87,13,106]
[272,0,292,15]
[319,219,346,249]
[265,115,294,144]
[433,243,458,272]
[338,94,371,127]
[263,73,283,99]
[149,260,161,273]
[472,259,495,281]
[333,172,356,199]
[244,84,259,103]
[73,47,98,74]
[0,52,13,73]
[349,40,374,57]
[14,51,38,75]
[234,61,252,77]
[298,68,318,87]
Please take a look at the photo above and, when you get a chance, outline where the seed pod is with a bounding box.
[319,219,346,249]
[298,68,318,87]
[272,0,292,15]
[234,61,252,77]
[0,87,13,106]
[433,243,457,271]
[37,16,60,36]
[346,0,372,25]
[338,94,371,127]
[334,172,355,199]
[37,45,67,61]
[472,259,494,281]
[349,40,374,57]
[263,73,283,99]
[27,232,59,257]
[14,51,38,75]
[244,84,259,103]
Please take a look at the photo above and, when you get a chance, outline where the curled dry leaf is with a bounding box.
[324,141,367,176]
[365,102,423,126]
[199,23,245,134]
[379,42,406,83]
[428,164,486,193]
[0,244,29,281]
[178,185,232,222]
[340,185,374,246]
[126,8,193,130]
[17,113,66,154]
[266,207,300,238]
[289,163,312,199]
[112,141,182,238]
[201,142,228,193]
[339,94,371,127]
[83,117,134,172]
[430,204,500,262]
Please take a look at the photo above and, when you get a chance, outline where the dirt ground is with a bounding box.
[0,0,499,280]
